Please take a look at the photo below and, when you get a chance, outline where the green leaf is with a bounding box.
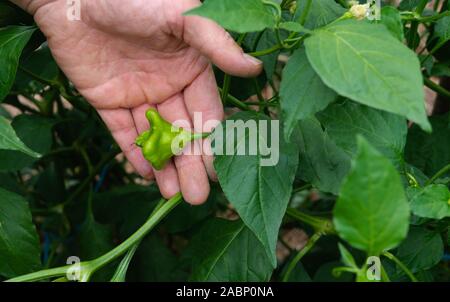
[333,136,410,256]
[245,29,283,80]
[0,26,36,102]
[296,118,351,194]
[398,0,424,11]
[305,20,431,132]
[279,21,312,33]
[435,16,450,42]
[184,0,277,33]
[213,112,299,266]
[11,114,55,154]
[190,218,273,281]
[405,113,450,178]
[0,2,33,27]
[130,235,186,282]
[317,101,408,168]
[14,44,60,91]
[313,261,354,282]
[408,184,450,219]
[396,226,444,272]
[0,188,41,278]
[280,47,337,140]
[295,0,346,30]
[284,262,312,282]
[338,243,358,269]
[79,215,114,261]
[0,116,40,158]
[380,6,405,41]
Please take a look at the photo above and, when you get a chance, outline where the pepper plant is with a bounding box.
[0,0,449,282]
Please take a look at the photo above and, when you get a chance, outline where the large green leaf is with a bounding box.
[190,218,273,281]
[296,117,351,195]
[408,185,450,219]
[0,26,35,102]
[405,113,450,178]
[213,111,299,266]
[333,137,410,256]
[295,0,346,30]
[280,47,337,141]
[305,20,431,132]
[317,101,408,168]
[0,116,40,158]
[184,0,277,33]
[396,226,444,272]
[0,188,41,278]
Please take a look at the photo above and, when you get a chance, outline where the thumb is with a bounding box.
[183,14,263,78]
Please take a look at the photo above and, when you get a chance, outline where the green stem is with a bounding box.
[424,77,450,100]
[221,33,246,106]
[5,266,71,282]
[282,232,322,282]
[403,10,450,22]
[110,243,140,282]
[380,264,391,282]
[425,163,450,185]
[297,0,313,25]
[91,193,182,270]
[286,208,335,234]
[61,148,119,207]
[408,0,429,48]
[292,184,312,193]
[218,87,251,111]
[6,193,183,282]
[382,251,418,282]
[248,44,283,57]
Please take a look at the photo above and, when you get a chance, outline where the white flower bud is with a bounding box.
[349,4,370,20]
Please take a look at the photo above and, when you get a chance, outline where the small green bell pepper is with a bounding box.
[135,108,207,170]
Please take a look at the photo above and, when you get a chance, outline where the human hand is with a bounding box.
[19,0,262,204]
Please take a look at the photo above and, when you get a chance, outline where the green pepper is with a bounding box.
[135,108,207,170]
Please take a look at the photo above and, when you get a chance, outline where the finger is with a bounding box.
[157,94,210,205]
[97,108,154,180]
[184,65,223,181]
[131,103,180,199]
[183,8,263,78]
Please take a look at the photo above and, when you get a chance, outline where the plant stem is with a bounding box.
[282,232,322,282]
[286,208,335,234]
[5,265,71,282]
[248,44,283,57]
[408,0,429,48]
[424,77,450,100]
[403,10,450,22]
[292,184,312,194]
[297,0,313,25]
[62,148,120,207]
[6,193,183,282]
[110,243,140,282]
[425,163,450,185]
[218,87,251,111]
[382,251,418,282]
[90,193,182,271]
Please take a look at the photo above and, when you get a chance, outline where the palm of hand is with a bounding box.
[33,0,262,204]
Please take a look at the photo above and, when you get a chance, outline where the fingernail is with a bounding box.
[243,53,263,66]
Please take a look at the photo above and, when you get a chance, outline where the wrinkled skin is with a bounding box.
[15,0,262,204]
